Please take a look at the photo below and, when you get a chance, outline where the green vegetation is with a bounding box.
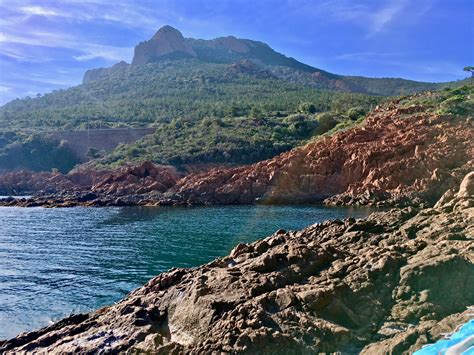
[0,60,380,132]
[92,103,374,168]
[397,85,474,116]
[463,66,474,85]
[1,57,469,173]
[0,59,382,171]
[0,133,79,173]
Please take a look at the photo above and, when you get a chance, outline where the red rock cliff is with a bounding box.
[169,100,473,206]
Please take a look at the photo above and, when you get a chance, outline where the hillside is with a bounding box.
[0,59,379,132]
[0,26,467,173]
[0,59,381,171]
[1,86,472,207]
[166,86,473,207]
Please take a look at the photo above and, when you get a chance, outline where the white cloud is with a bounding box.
[0,85,11,93]
[73,44,134,62]
[0,48,30,61]
[19,5,62,17]
[0,0,184,63]
[0,31,72,48]
[1,0,173,30]
[367,0,408,37]
[0,30,133,62]
[335,51,404,61]
[292,0,424,38]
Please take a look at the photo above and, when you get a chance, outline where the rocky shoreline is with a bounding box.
[1,93,473,209]
[1,172,472,353]
[0,89,472,352]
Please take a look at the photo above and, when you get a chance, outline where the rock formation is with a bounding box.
[1,90,472,208]
[83,61,130,84]
[167,99,473,207]
[129,25,318,72]
[0,162,181,206]
[132,26,197,65]
[1,172,472,353]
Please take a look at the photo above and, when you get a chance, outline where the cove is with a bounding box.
[0,204,376,339]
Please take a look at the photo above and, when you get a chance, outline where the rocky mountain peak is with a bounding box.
[131,25,196,65]
[151,25,185,41]
[213,36,250,53]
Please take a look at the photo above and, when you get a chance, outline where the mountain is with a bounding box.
[0,26,467,173]
[130,25,319,72]
[82,25,456,96]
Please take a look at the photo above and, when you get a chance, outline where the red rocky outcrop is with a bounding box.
[1,93,472,208]
[0,162,181,206]
[169,102,473,206]
[90,161,181,196]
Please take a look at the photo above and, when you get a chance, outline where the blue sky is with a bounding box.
[0,0,473,105]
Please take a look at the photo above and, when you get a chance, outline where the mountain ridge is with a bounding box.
[80,25,460,96]
[0,26,468,173]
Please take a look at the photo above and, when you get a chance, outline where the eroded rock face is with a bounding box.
[168,103,473,207]
[132,26,196,65]
[2,173,472,354]
[0,162,182,207]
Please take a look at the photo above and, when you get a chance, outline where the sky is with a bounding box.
[0,0,473,105]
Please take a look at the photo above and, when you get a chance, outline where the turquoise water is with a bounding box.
[414,319,474,355]
[0,205,375,340]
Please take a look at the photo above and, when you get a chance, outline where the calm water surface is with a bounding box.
[0,205,375,339]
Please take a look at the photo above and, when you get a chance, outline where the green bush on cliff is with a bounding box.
[398,85,474,117]
[90,104,366,169]
[0,135,80,172]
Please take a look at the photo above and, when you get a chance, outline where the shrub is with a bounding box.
[298,102,317,114]
[346,106,367,120]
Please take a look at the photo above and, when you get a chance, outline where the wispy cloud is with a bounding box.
[0,85,12,93]
[292,0,423,37]
[0,30,133,62]
[18,5,63,17]
[335,51,405,61]
[0,0,195,63]
[0,48,30,61]
[72,45,134,62]
[1,0,176,31]
[367,0,408,37]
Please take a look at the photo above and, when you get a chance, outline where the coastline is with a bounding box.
[1,172,472,353]
[1,91,472,210]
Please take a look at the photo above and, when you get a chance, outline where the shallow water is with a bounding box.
[0,204,376,339]
[413,318,474,354]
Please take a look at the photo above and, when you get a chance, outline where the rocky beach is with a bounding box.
[1,171,472,353]
[1,87,473,351]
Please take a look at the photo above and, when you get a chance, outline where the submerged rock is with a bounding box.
[1,172,472,353]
